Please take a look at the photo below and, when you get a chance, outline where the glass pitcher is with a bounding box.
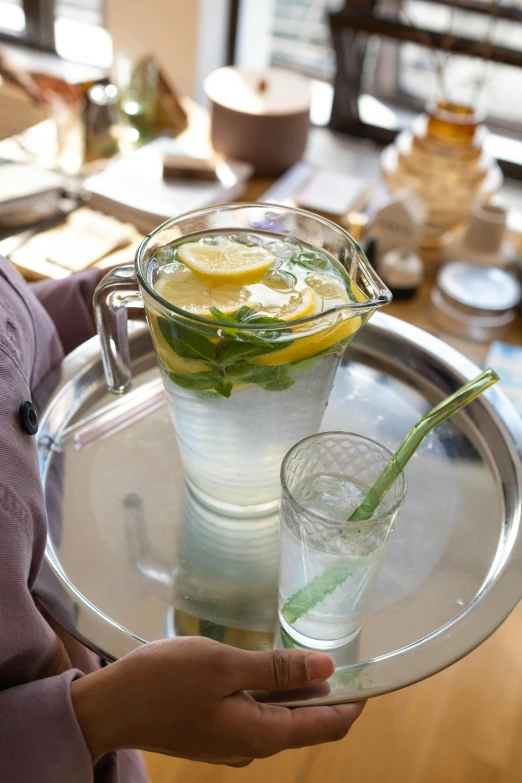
[94,204,391,516]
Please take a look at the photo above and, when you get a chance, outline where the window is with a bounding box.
[0,0,110,68]
[0,0,26,37]
[56,0,102,27]
[236,0,522,137]
[324,0,522,175]
[269,0,345,80]
[55,0,110,67]
[373,0,522,133]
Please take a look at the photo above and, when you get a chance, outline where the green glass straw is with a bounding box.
[349,368,499,522]
[282,368,499,626]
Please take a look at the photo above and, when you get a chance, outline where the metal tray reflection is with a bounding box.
[35,314,522,705]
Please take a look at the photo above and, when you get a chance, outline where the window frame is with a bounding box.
[0,0,56,51]
[328,0,522,178]
[354,0,522,136]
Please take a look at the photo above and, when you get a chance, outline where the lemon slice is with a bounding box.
[255,283,363,366]
[156,266,249,316]
[255,313,362,366]
[278,287,318,321]
[256,279,367,364]
[153,266,249,375]
[149,316,209,375]
[178,240,275,284]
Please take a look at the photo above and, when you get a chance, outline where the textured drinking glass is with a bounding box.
[94,204,391,517]
[279,432,407,649]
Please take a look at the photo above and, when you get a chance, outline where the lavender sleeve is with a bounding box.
[0,259,148,782]
[30,269,101,356]
[0,348,94,782]
[0,671,92,782]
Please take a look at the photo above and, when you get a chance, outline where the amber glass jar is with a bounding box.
[426,100,484,145]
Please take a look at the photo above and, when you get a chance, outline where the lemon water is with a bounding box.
[163,351,340,509]
[279,474,387,647]
[145,230,366,513]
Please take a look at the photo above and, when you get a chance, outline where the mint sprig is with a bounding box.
[161,361,293,397]
[158,317,216,363]
[157,309,295,397]
[156,306,357,398]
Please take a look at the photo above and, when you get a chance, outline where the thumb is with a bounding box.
[226,648,335,693]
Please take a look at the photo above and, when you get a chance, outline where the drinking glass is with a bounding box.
[94,204,391,516]
[279,432,407,649]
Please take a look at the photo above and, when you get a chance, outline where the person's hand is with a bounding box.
[71,637,364,767]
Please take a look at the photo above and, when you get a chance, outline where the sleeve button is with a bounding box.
[19,401,38,435]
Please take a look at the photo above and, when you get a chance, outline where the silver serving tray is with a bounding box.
[35,314,522,705]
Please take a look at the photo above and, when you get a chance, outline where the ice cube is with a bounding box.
[227,233,264,246]
[306,272,344,298]
[263,269,297,291]
[265,240,298,260]
[162,260,185,276]
[154,246,178,264]
[200,235,230,247]
[296,474,366,522]
[295,251,330,272]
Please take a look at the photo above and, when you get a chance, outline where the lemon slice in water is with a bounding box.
[178,240,275,284]
[255,314,362,366]
[278,287,318,320]
[156,265,249,316]
[256,284,362,366]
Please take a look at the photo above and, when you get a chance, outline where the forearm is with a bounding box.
[71,665,124,757]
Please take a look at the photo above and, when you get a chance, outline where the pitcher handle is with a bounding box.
[93,265,144,394]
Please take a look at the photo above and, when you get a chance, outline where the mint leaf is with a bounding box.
[157,315,289,371]
[160,360,232,398]
[219,339,285,365]
[209,307,239,338]
[209,306,237,324]
[163,368,220,391]
[210,305,284,327]
[214,378,233,398]
[158,316,216,363]
[236,316,291,345]
[251,364,294,391]
[224,363,294,392]
[157,312,299,397]
[159,349,294,395]
[235,305,259,322]
[236,329,279,344]
[241,313,285,325]
[222,363,262,380]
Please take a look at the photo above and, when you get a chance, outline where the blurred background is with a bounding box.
[1,2,522,782]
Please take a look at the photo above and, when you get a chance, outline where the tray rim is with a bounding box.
[36,313,522,702]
